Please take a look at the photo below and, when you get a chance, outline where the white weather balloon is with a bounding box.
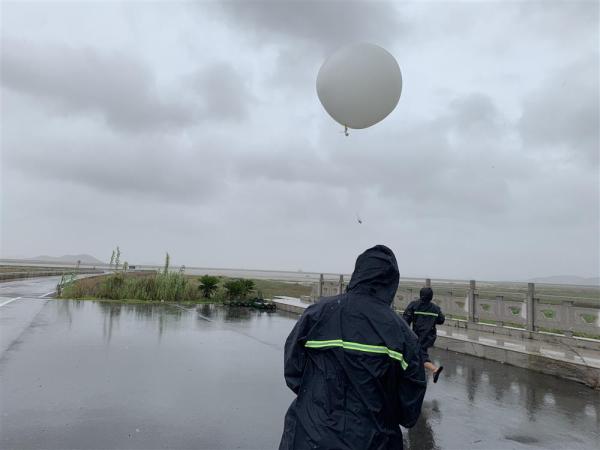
[316,43,402,130]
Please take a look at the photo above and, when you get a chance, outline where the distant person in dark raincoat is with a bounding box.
[403,287,445,383]
[279,245,427,450]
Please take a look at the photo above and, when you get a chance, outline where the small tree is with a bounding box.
[123,261,129,272]
[115,246,121,270]
[109,250,116,269]
[199,275,219,298]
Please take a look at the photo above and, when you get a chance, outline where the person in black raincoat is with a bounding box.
[403,287,445,383]
[279,245,427,450]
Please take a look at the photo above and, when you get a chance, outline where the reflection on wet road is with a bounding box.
[1,300,598,449]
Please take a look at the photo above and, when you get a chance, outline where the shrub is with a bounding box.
[223,279,245,300]
[241,279,255,297]
[199,275,220,298]
[223,279,255,300]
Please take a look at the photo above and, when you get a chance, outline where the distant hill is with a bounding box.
[529,275,600,286]
[29,254,105,265]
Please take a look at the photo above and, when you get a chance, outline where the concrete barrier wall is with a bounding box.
[435,334,600,388]
[272,296,600,388]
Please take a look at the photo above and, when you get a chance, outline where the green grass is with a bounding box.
[445,314,467,321]
[573,331,600,339]
[580,313,596,324]
[251,279,312,299]
[0,265,95,273]
[541,309,556,319]
[0,265,56,273]
[478,319,496,325]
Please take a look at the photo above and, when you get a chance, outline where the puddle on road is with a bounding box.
[504,434,540,445]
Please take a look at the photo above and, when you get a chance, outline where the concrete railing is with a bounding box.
[312,277,600,339]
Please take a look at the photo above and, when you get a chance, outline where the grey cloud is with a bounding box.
[215,1,405,50]
[519,56,599,166]
[413,2,598,48]
[1,38,256,131]
[189,62,253,121]
[1,38,195,132]
[3,130,228,204]
[236,92,520,219]
[516,1,599,41]
[211,0,406,91]
[449,93,502,133]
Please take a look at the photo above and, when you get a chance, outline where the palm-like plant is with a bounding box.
[199,275,219,298]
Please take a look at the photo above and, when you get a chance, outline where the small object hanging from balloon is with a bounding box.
[316,43,403,135]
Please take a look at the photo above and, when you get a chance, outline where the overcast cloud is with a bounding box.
[1,1,598,280]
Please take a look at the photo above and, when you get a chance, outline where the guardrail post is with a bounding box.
[468,280,477,323]
[338,275,344,294]
[526,283,536,332]
[318,274,324,298]
[495,296,504,327]
[425,278,431,288]
[561,300,574,337]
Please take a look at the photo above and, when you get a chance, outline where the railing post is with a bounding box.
[425,278,431,288]
[526,282,536,332]
[561,300,574,337]
[468,280,477,323]
[318,274,324,298]
[338,274,344,294]
[496,295,504,327]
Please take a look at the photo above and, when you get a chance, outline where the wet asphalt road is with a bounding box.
[0,275,59,299]
[0,278,599,450]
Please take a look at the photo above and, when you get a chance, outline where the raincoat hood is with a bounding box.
[419,287,433,303]
[347,245,400,305]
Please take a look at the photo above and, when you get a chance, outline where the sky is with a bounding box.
[1,0,598,280]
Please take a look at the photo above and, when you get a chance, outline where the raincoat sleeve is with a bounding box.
[396,342,427,428]
[402,302,415,326]
[283,306,317,394]
[436,310,445,325]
